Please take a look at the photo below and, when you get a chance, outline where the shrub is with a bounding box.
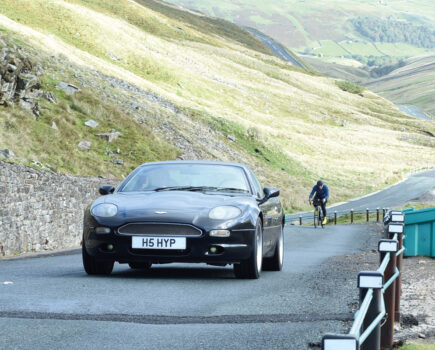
[335,80,365,94]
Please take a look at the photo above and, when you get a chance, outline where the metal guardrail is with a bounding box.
[322,211,406,350]
[405,164,435,177]
[290,207,391,226]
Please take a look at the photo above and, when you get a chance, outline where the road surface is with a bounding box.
[396,105,433,121]
[0,224,379,350]
[245,28,306,69]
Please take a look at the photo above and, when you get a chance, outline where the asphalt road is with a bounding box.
[396,105,433,120]
[245,28,305,69]
[0,224,379,350]
[287,169,435,222]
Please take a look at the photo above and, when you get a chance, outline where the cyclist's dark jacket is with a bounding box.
[309,184,329,200]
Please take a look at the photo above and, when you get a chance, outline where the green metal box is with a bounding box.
[403,207,435,257]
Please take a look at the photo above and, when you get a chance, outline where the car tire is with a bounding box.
[128,262,152,270]
[82,242,114,275]
[234,218,263,279]
[263,224,284,271]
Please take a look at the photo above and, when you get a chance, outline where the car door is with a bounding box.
[245,168,275,253]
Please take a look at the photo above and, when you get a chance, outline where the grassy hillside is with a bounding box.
[166,0,435,60]
[302,55,435,118]
[0,0,434,213]
[365,55,435,116]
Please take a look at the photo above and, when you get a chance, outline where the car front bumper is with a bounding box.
[84,228,255,265]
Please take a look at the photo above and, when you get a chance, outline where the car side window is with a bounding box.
[247,168,264,199]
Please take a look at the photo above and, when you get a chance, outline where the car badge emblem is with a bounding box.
[155,211,167,215]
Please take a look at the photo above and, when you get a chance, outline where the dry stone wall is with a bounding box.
[0,161,118,257]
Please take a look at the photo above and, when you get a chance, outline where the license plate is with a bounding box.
[132,236,186,250]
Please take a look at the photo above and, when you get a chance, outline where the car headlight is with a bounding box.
[209,206,241,220]
[91,203,118,217]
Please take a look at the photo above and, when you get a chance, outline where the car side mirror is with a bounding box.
[258,187,280,205]
[99,185,115,195]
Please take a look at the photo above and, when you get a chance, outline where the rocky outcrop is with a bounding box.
[0,40,55,118]
[56,81,80,95]
[0,149,15,160]
[95,130,122,142]
[78,141,91,151]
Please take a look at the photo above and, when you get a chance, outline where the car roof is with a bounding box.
[139,160,249,169]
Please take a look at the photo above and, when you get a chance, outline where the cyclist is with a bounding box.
[309,180,329,225]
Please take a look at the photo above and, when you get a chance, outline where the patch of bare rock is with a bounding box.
[0,39,56,118]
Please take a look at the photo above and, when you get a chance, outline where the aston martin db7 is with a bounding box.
[82,161,285,279]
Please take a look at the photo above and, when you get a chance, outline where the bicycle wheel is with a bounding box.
[319,209,324,228]
[313,207,318,228]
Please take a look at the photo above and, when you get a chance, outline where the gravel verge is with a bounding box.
[313,223,434,347]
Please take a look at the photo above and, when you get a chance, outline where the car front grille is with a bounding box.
[118,223,202,237]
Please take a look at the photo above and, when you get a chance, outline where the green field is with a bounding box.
[314,40,348,57]
[0,0,434,213]
[290,39,431,62]
[311,40,402,58]
[340,41,383,56]
[372,43,431,58]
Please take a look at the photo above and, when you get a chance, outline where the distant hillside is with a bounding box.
[303,57,370,83]
[351,16,434,49]
[365,55,435,117]
[166,0,435,63]
[0,0,434,213]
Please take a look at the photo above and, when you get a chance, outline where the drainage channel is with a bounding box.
[0,311,353,325]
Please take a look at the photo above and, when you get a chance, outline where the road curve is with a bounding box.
[287,169,435,222]
[0,224,379,350]
[245,27,306,69]
[396,105,433,121]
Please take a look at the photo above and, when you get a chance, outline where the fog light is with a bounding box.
[95,227,111,234]
[209,230,230,237]
[208,246,224,254]
[107,244,114,251]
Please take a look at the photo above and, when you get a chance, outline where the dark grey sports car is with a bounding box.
[82,161,285,279]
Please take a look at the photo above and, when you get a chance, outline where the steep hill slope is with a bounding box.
[0,0,434,213]
[365,55,435,117]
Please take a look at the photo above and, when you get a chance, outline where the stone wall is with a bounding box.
[0,161,118,257]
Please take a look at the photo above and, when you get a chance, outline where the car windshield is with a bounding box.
[119,164,251,194]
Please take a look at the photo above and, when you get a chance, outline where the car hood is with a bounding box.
[91,191,255,226]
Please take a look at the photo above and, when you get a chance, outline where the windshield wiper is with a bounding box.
[154,186,248,193]
[154,186,249,193]
[214,187,249,193]
[154,186,219,192]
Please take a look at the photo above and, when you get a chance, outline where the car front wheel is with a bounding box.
[82,241,114,275]
[234,218,263,279]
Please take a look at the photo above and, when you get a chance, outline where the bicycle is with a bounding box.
[311,198,324,228]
